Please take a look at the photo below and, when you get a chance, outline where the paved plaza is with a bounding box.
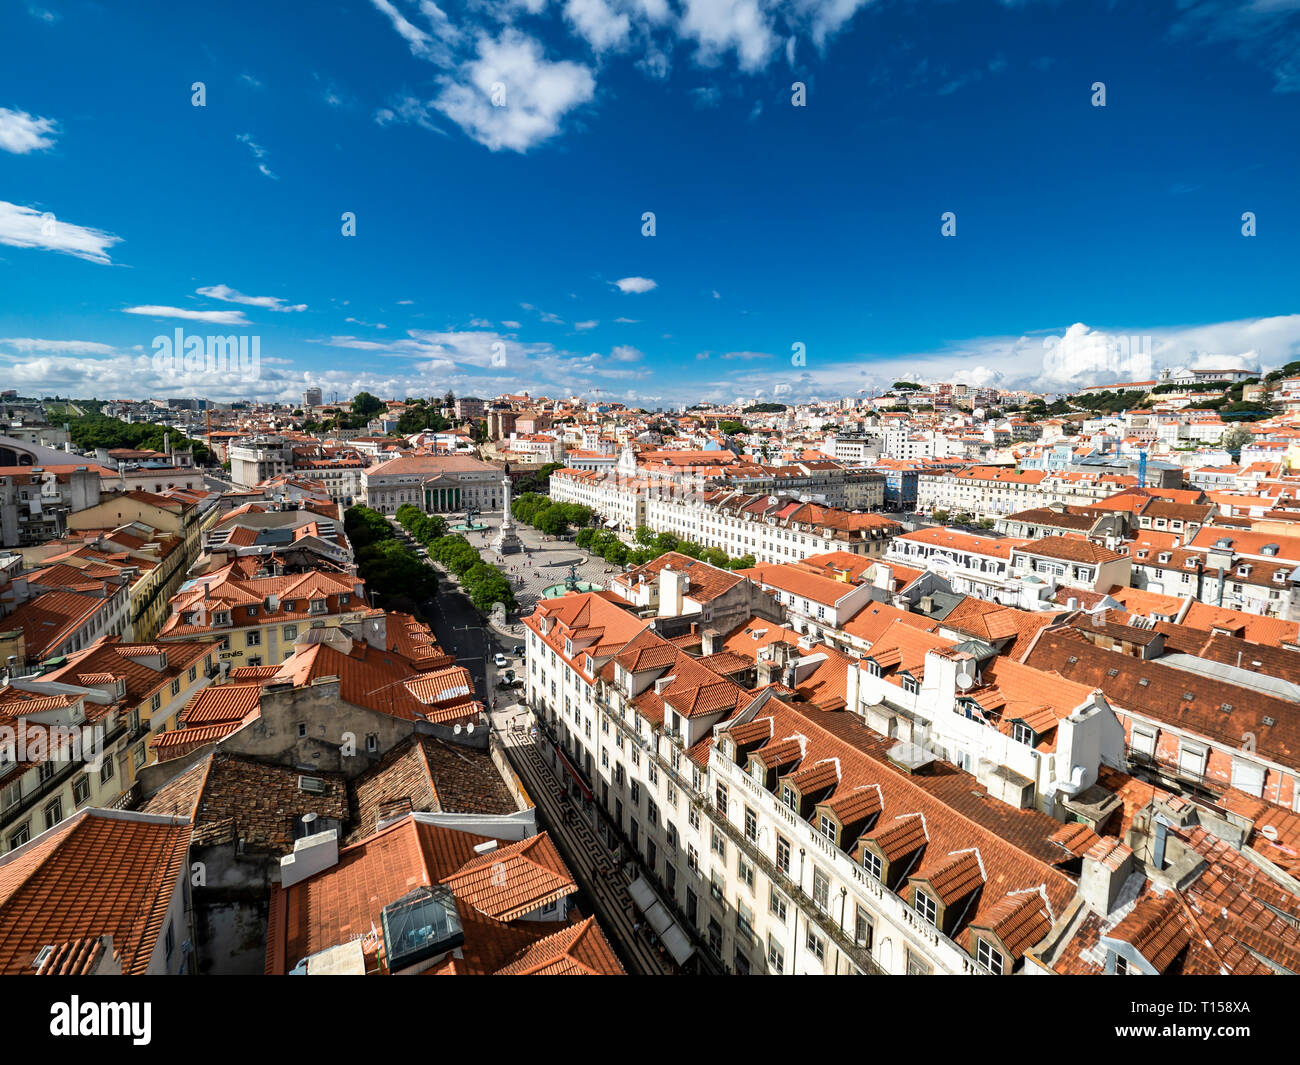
[456,512,626,615]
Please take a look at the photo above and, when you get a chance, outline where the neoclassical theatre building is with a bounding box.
[361,454,506,514]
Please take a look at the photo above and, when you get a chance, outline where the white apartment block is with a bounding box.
[645,491,898,564]
[524,588,1091,976]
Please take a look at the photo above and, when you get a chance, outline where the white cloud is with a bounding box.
[0,337,115,355]
[197,284,306,312]
[0,108,59,154]
[123,306,251,325]
[432,30,596,152]
[563,0,632,51]
[679,0,777,71]
[0,200,122,264]
[236,133,278,180]
[614,316,638,323]
[574,319,599,330]
[613,276,657,293]
[608,344,642,361]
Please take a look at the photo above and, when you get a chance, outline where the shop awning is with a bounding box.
[603,517,619,528]
[628,876,694,965]
[555,748,593,802]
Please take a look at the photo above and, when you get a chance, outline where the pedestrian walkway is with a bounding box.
[492,704,676,976]
[460,520,620,614]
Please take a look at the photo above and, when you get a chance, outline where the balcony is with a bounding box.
[1126,746,1229,798]
[711,805,887,975]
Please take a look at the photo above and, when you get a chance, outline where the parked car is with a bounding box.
[493,653,508,668]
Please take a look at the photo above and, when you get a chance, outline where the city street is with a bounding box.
[393,512,617,707]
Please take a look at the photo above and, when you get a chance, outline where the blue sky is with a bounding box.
[2,0,1299,407]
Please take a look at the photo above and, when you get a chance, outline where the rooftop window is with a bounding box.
[380,885,465,973]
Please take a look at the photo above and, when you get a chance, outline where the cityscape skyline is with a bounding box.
[3,0,1299,406]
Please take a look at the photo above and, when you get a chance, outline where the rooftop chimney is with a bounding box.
[280,827,340,888]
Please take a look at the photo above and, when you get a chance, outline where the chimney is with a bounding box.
[1080,837,1134,914]
[279,827,340,888]
[701,628,719,656]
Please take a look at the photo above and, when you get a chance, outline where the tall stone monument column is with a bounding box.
[492,463,522,555]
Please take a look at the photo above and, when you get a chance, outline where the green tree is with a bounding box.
[352,391,384,418]
[345,505,395,548]
[728,554,756,570]
[1221,426,1255,452]
[634,525,655,546]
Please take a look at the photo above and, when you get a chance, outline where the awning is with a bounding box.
[603,517,619,528]
[628,876,695,965]
[555,748,593,802]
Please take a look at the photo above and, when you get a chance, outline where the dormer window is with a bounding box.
[819,814,836,842]
[247,605,259,617]
[1238,565,1251,577]
[913,889,937,925]
[781,785,797,811]
[901,675,919,695]
[862,850,882,880]
[213,611,232,626]
[976,939,1005,975]
[1274,571,1287,584]
[866,660,881,678]
[1184,558,1197,569]
[1012,721,1036,746]
[308,598,327,614]
[283,600,295,612]
[1157,552,1171,564]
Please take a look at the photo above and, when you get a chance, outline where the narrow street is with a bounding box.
[491,704,677,976]
[391,512,677,972]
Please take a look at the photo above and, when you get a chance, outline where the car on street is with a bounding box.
[493,653,508,667]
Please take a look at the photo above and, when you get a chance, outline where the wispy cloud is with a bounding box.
[123,305,251,325]
[197,284,306,312]
[0,337,115,355]
[236,133,278,179]
[0,200,122,263]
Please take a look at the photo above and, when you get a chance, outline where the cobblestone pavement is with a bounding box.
[458,515,624,614]
[490,703,677,976]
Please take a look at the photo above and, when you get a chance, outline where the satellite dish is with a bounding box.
[453,723,462,735]
[465,721,475,734]
[1260,824,1279,842]
[956,673,974,691]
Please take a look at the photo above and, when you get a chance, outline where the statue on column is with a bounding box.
[492,462,522,555]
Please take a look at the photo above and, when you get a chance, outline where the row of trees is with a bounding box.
[574,524,755,570]
[395,504,517,613]
[343,506,440,606]
[511,493,594,537]
[513,462,565,495]
[930,510,995,529]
